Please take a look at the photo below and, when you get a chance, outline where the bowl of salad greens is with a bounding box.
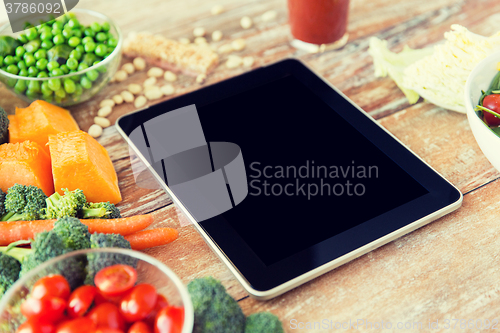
[0,248,194,333]
[465,49,500,172]
[0,9,122,107]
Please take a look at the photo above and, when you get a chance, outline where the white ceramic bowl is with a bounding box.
[464,49,500,172]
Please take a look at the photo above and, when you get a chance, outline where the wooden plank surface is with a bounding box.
[1,0,500,331]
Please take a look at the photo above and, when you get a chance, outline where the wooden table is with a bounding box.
[2,0,500,331]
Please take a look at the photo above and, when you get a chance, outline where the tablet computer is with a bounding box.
[116,59,462,300]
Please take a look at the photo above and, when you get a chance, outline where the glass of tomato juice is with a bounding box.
[287,0,350,52]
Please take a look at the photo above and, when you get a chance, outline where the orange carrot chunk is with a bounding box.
[0,220,56,246]
[82,214,154,235]
[125,228,179,250]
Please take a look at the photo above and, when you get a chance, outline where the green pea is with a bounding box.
[94,44,107,57]
[26,28,38,41]
[4,55,14,65]
[72,29,83,38]
[44,95,54,103]
[36,58,48,70]
[66,58,78,70]
[55,87,66,98]
[37,71,49,78]
[75,45,84,53]
[34,49,47,60]
[25,55,36,67]
[67,18,80,29]
[28,80,40,93]
[62,29,73,39]
[86,69,99,82]
[51,28,62,37]
[73,83,83,96]
[47,61,60,71]
[82,53,96,66]
[107,38,118,48]
[63,78,76,93]
[69,50,82,60]
[52,21,64,31]
[51,68,64,77]
[60,64,70,74]
[18,69,28,77]
[17,34,28,44]
[14,79,26,92]
[26,89,39,99]
[41,40,54,49]
[17,61,27,70]
[84,42,96,53]
[68,37,81,47]
[77,63,88,71]
[80,76,92,89]
[40,31,53,41]
[15,46,25,57]
[41,81,52,95]
[48,78,61,91]
[82,36,93,45]
[90,22,102,32]
[28,66,39,77]
[102,22,111,32]
[6,64,19,75]
[95,32,107,42]
[67,12,76,19]
[69,71,80,81]
[0,56,4,67]
[7,78,17,87]
[24,40,40,53]
[53,34,65,45]
[39,25,52,34]
[84,28,95,37]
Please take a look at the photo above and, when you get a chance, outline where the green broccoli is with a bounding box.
[85,233,135,285]
[43,189,87,219]
[51,216,91,250]
[1,184,47,221]
[80,202,122,219]
[0,106,8,145]
[245,312,284,333]
[0,189,6,217]
[0,252,21,298]
[188,276,245,333]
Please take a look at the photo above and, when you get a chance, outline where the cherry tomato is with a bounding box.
[95,289,123,307]
[32,275,71,300]
[56,317,95,333]
[95,265,137,297]
[88,302,125,330]
[92,329,125,333]
[16,318,56,333]
[144,295,169,327]
[20,297,66,323]
[483,94,500,126]
[154,306,184,333]
[67,285,98,318]
[128,322,152,333]
[119,284,157,322]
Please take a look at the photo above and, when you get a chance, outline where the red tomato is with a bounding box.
[67,285,98,318]
[95,289,123,307]
[95,265,137,297]
[128,322,152,333]
[144,295,169,326]
[16,318,56,333]
[20,297,66,323]
[88,302,125,330]
[119,284,157,322]
[32,275,71,300]
[483,94,500,126]
[56,317,95,333]
[154,306,184,333]
[92,329,125,333]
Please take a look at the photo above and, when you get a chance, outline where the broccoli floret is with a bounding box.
[0,106,8,145]
[0,189,6,217]
[0,252,21,298]
[44,189,87,219]
[1,184,47,221]
[188,276,245,333]
[52,216,91,250]
[245,313,284,333]
[85,233,135,285]
[80,202,122,219]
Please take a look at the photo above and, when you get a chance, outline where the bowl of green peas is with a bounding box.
[0,8,122,106]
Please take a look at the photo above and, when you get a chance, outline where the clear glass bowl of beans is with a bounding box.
[0,9,122,107]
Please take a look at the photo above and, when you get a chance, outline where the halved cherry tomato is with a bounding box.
[154,306,184,333]
[483,94,500,126]
[16,318,56,333]
[88,302,125,330]
[67,285,98,318]
[31,275,71,301]
[128,321,152,333]
[119,284,157,322]
[56,317,95,333]
[144,295,169,327]
[95,265,137,297]
[20,297,66,323]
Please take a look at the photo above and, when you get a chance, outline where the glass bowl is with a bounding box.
[0,249,194,333]
[0,8,122,107]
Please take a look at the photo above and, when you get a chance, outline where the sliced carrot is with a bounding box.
[0,220,56,246]
[125,228,179,250]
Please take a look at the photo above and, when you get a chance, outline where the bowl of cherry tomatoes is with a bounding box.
[0,249,194,333]
[465,49,500,173]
